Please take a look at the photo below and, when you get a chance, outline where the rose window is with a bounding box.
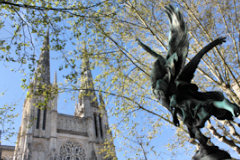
[59,141,86,160]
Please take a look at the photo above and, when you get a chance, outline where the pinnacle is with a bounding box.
[34,30,50,85]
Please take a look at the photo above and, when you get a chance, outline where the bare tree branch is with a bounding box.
[207,121,240,154]
[0,0,106,11]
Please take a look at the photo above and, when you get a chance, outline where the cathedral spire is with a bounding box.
[75,45,98,117]
[34,29,50,85]
[79,44,95,96]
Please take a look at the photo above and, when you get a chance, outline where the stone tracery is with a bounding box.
[59,141,86,160]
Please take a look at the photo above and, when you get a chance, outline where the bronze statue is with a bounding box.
[137,5,239,160]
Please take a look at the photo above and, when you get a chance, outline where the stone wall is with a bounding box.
[0,145,15,160]
[57,113,88,136]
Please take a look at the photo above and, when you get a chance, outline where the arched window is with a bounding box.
[59,141,86,160]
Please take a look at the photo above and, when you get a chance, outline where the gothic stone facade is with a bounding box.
[13,92,111,160]
[5,33,114,160]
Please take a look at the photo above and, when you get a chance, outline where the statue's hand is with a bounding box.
[216,37,226,45]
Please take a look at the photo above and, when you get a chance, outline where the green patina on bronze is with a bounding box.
[137,5,239,160]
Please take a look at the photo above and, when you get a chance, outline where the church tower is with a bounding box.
[13,32,115,160]
[13,30,58,160]
[74,47,114,159]
[75,50,98,118]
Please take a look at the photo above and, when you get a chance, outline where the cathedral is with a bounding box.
[0,32,115,160]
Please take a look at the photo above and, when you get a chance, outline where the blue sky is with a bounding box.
[1,30,239,160]
[1,2,239,159]
[0,19,238,160]
[0,38,195,159]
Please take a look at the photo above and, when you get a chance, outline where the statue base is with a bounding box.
[192,145,231,160]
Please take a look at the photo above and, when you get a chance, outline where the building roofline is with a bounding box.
[0,145,15,151]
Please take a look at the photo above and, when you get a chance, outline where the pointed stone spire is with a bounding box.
[80,48,94,90]
[75,45,98,117]
[34,29,50,85]
[79,45,96,99]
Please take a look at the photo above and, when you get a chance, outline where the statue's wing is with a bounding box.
[165,5,189,78]
[177,37,226,83]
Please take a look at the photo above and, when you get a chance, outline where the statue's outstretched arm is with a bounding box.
[136,38,165,61]
[177,37,226,83]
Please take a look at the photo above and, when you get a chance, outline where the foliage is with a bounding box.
[0,92,18,142]
[0,0,239,159]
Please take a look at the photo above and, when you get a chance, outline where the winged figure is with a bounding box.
[137,5,240,145]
